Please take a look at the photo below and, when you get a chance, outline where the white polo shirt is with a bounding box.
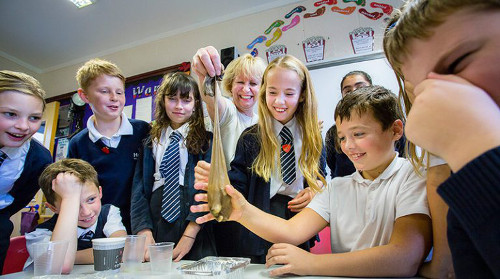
[0,140,30,209]
[24,205,125,269]
[308,155,429,253]
[87,112,133,148]
[219,97,258,168]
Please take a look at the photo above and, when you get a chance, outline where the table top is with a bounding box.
[0,261,364,279]
[0,261,422,278]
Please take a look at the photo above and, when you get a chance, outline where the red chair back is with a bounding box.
[310,226,332,254]
[2,235,28,275]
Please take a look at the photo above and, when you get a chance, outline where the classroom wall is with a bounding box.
[3,0,402,99]
[0,56,39,79]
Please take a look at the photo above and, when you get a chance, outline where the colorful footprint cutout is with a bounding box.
[370,2,393,15]
[359,8,383,20]
[264,20,284,35]
[314,0,337,7]
[304,6,326,18]
[247,35,267,50]
[331,6,356,15]
[285,5,306,19]
[282,15,300,32]
[343,0,365,6]
[265,28,282,47]
[250,48,259,57]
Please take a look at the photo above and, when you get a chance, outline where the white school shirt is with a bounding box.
[269,117,304,199]
[87,112,133,148]
[23,205,125,269]
[307,155,429,253]
[219,97,258,168]
[152,123,189,192]
[415,146,447,168]
[0,140,30,209]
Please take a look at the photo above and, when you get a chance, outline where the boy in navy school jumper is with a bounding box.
[384,0,500,277]
[132,72,216,262]
[67,58,150,233]
[0,70,52,272]
[24,158,126,274]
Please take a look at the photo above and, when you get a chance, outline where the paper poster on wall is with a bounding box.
[54,137,69,162]
[123,105,133,118]
[135,96,152,123]
[302,36,325,63]
[266,45,287,63]
[349,27,374,54]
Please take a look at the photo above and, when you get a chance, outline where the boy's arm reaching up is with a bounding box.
[49,173,83,274]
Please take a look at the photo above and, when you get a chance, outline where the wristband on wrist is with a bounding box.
[183,234,195,240]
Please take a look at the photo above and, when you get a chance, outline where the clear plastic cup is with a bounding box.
[92,237,126,271]
[121,235,146,273]
[31,240,69,276]
[148,242,174,274]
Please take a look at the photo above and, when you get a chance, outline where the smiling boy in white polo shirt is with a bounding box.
[192,86,431,277]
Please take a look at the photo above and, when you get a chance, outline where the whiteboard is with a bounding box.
[308,53,400,142]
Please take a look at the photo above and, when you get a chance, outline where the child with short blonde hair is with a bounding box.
[0,70,52,271]
[68,58,150,233]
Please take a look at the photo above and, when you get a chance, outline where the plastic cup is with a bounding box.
[121,235,146,273]
[148,242,174,274]
[92,237,126,271]
[31,240,69,276]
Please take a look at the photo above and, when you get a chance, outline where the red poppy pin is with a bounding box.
[282,144,292,153]
[101,146,110,154]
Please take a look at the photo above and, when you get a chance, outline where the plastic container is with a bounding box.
[92,237,126,271]
[178,256,250,279]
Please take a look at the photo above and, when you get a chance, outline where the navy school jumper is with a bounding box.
[216,124,326,261]
[437,146,500,278]
[0,140,52,271]
[130,133,217,260]
[37,204,112,250]
[67,119,150,233]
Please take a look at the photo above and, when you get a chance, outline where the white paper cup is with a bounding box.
[32,240,69,276]
[92,237,126,271]
[148,242,174,274]
[121,235,146,273]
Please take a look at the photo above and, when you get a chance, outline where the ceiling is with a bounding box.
[0,0,301,74]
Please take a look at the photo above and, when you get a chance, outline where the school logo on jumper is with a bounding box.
[133,152,139,160]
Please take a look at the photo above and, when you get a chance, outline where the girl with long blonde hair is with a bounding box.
[195,55,326,263]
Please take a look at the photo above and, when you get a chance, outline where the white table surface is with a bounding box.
[0,261,422,278]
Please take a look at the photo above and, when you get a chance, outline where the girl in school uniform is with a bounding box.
[131,72,216,261]
[196,55,326,263]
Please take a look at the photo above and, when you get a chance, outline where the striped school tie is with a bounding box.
[0,151,7,167]
[159,131,182,223]
[79,230,94,242]
[279,126,296,185]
